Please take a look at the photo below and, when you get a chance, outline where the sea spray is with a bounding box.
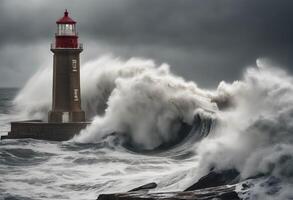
[75,57,216,149]
[12,56,216,149]
[9,56,293,199]
[197,59,293,178]
[12,66,52,120]
[192,58,293,199]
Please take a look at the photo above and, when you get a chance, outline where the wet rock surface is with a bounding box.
[185,169,240,191]
[97,169,241,200]
[128,182,157,192]
[97,185,240,200]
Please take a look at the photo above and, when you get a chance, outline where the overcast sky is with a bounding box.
[0,0,292,88]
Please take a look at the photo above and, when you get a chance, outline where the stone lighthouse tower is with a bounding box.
[48,10,85,123]
[2,10,89,141]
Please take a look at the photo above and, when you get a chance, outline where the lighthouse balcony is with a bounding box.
[51,43,83,50]
[55,32,78,36]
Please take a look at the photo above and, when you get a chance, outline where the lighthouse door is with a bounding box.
[62,112,69,123]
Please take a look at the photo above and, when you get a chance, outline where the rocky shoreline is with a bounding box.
[97,185,239,200]
[97,169,242,200]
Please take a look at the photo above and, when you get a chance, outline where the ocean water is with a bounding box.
[1,57,293,200]
[0,89,18,135]
[0,87,206,200]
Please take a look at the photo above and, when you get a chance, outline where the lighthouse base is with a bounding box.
[49,111,86,123]
[1,120,90,141]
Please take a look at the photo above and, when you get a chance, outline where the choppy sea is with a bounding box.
[2,57,293,200]
[0,88,202,200]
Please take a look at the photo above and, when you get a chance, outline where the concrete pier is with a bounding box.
[1,120,90,141]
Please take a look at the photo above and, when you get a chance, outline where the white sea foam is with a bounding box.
[10,56,293,199]
[75,56,216,150]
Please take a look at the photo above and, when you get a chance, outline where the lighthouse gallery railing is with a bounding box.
[50,43,83,49]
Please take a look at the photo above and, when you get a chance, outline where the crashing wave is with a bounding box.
[11,56,293,199]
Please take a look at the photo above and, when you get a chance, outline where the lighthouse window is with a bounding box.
[74,89,79,102]
[65,24,74,35]
[57,24,75,35]
[58,24,66,35]
[65,24,69,35]
[72,59,77,72]
[57,24,61,35]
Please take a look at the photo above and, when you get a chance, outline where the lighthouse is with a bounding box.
[48,10,85,123]
[2,10,90,141]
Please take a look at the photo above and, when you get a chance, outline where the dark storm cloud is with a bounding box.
[0,0,292,87]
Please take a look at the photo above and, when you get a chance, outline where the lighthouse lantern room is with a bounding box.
[55,9,78,48]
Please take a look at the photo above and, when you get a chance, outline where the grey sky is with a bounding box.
[0,0,292,88]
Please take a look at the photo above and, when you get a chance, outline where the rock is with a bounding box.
[97,185,240,200]
[97,169,242,200]
[218,191,240,200]
[185,169,240,191]
[128,182,157,192]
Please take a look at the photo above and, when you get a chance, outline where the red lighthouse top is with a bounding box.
[57,10,76,24]
[53,10,81,49]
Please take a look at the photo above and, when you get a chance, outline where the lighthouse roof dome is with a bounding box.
[56,10,76,24]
